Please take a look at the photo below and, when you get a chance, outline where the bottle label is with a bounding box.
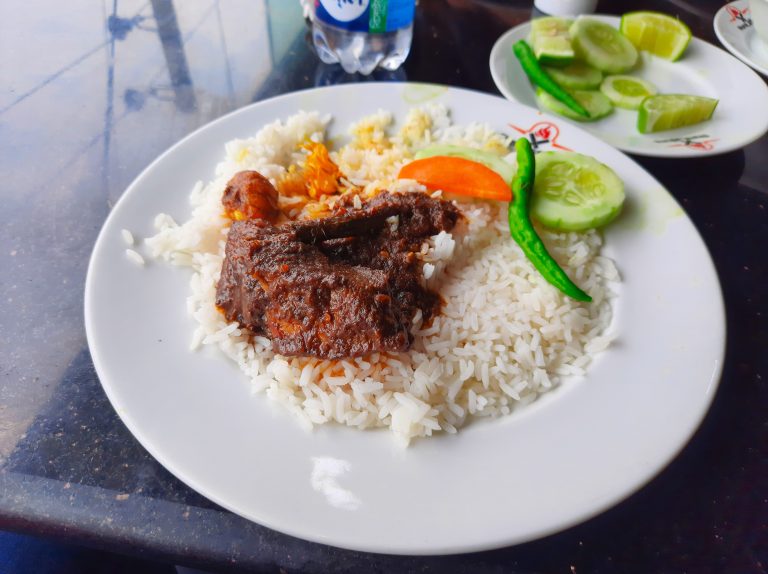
[315,0,414,33]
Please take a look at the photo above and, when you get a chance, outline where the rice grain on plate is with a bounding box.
[145,105,619,445]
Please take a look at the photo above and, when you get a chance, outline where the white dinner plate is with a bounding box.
[490,15,768,157]
[85,83,725,555]
[714,0,768,77]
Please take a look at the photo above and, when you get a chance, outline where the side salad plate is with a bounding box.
[85,83,725,554]
[490,15,768,157]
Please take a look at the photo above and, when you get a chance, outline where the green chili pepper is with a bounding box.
[512,40,591,120]
[509,138,592,302]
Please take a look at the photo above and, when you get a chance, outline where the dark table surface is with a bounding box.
[1,0,766,572]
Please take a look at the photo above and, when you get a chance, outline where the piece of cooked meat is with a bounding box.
[222,171,280,222]
[215,191,461,359]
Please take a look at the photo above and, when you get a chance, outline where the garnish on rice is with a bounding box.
[276,142,352,219]
[397,142,625,301]
[398,156,512,201]
[303,141,344,199]
[508,138,591,301]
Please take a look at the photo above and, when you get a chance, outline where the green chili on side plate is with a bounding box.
[512,40,591,120]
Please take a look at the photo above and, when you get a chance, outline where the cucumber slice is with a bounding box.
[531,17,575,67]
[543,61,603,89]
[570,17,639,73]
[536,87,613,122]
[414,144,516,185]
[600,75,658,109]
[532,151,625,231]
[637,94,718,133]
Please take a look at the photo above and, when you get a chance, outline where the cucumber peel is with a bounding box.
[531,17,575,67]
[532,151,625,231]
[570,17,639,73]
[536,87,613,122]
[543,61,603,90]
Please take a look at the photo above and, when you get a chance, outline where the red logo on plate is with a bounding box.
[726,4,752,29]
[655,134,719,151]
[508,121,572,152]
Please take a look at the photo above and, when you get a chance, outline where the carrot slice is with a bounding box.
[398,156,512,201]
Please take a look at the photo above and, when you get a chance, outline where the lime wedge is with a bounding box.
[620,11,692,61]
[600,75,658,109]
[637,94,718,133]
[531,17,575,66]
[536,87,613,122]
[532,151,625,231]
[570,17,638,73]
[543,62,603,89]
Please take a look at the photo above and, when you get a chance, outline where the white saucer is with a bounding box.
[714,0,768,77]
[490,15,768,157]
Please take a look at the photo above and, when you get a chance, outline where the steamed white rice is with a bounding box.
[145,105,619,445]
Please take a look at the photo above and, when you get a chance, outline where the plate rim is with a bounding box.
[84,82,727,555]
[489,14,768,157]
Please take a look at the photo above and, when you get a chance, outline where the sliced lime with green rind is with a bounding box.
[570,17,639,73]
[620,11,692,61]
[536,87,613,122]
[637,94,718,133]
[543,62,603,89]
[600,75,658,109]
[531,17,575,67]
[532,151,625,231]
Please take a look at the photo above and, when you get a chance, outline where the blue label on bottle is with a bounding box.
[316,0,414,33]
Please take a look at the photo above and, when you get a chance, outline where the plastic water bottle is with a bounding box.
[312,0,415,75]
